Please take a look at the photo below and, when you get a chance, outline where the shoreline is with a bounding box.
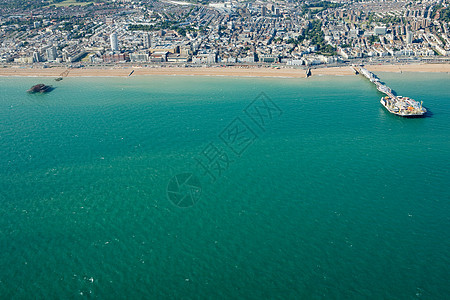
[0,64,449,78]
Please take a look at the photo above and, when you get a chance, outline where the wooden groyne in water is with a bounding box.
[306,68,311,77]
[55,68,71,81]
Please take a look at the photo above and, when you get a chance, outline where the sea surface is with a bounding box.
[0,72,449,299]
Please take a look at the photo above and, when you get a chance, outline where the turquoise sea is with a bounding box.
[0,72,449,299]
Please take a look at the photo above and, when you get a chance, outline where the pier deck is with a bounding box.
[357,66,426,117]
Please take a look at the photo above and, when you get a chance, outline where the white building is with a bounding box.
[374,26,387,35]
[286,59,304,66]
[406,31,413,44]
[130,52,149,62]
[110,33,119,51]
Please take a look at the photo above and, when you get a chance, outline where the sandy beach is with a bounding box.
[365,63,450,73]
[0,64,449,78]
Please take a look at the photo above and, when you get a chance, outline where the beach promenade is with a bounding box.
[1,64,449,78]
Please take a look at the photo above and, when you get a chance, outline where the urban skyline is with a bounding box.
[1,0,450,67]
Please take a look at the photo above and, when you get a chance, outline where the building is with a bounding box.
[32,52,41,63]
[148,45,179,54]
[15,56,34,64]
[192,53,216,64]
[130,52,149,62]
[406,31,413,44]
[102,53,128,62]
[46,46,57,61]
[349,29,360,38]
[261,6,268,17]
[435,45,450,56]
[259,54,278,63]
[374,26,387,35]
[150,52,167,62]
[110,33,119,51]
[167,54,189,63]
[286,59,304,66]
[180,46,192,56]
[143,33,151,49]
[62,50,87,63]
[239,54,255,63]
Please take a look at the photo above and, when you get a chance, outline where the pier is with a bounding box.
[357,66,393,97]
[357,66,426,117]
